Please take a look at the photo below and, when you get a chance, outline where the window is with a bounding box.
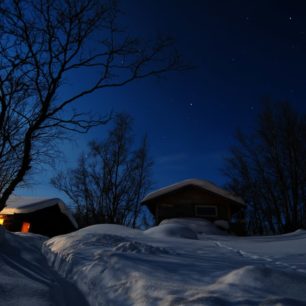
[21,222,31,233]
[195,205,217,217]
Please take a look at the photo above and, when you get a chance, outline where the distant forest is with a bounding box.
[224,101,306,235]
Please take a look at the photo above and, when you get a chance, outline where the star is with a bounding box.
[189,103,193,107]
[289,16,293,21]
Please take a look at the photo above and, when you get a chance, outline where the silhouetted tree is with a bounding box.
[224,101,306,234]
[0,0,186,209]
[51,113,153,227]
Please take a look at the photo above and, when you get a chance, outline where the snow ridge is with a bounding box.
[42,222,306,306]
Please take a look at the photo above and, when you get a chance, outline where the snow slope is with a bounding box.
[0,227,88,306]
[42,219,306,306]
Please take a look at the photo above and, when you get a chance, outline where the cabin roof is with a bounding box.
[141,179,245,206]
[1,196,78,228]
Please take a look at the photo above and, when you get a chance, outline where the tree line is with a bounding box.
[52,113,153,228]
[224,102,306,235]
[61,101,306,234]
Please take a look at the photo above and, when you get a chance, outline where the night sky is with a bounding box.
[17,0,306,198]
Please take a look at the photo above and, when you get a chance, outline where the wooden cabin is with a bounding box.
[141,179,245,225]
[0,196,78,237]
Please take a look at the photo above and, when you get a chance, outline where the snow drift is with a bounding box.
[42,220,306,306]
[0,227,87,306]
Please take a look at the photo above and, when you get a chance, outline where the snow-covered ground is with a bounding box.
[0,227,88,306]
[39,219,306,306]
[1,219,306,305]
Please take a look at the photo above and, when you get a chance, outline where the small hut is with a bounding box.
[141,179,245,225]
[0,196,77,237]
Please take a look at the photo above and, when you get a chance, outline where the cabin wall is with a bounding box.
[149,186,237,223]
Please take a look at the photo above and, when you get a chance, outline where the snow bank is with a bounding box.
[214,219,229,230]
[145,223,198,240]
[206,265,306,304]
[42,221,306,306]
[4,218,305,305]
[0,227,87,306]
[212,265,306,295]
[144,218,229,240]
[159,218,228,235]
[43,224,178,305]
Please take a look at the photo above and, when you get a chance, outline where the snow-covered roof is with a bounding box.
[1,196,78,228]
[141,179,245,205]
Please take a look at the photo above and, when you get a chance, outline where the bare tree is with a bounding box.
[0,0,186,209]
[51,113,153,228]
[224,101,306,234]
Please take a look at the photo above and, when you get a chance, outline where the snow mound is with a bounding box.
[113,241,174,255]
[76,223,139,236]
[42,223,306,306]
[144,218,231,240]
[161,218,228,235]
[43,224,179,306]
[214,219,229,230]
[208,265,306,303]
[145,223,198,240]
[44,224,140,254]
[0,227,87,306]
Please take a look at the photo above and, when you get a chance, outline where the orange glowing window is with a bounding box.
[21,222,31,233]
[0,218,4,225]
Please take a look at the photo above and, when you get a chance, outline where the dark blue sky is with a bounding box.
[18,0,306,198]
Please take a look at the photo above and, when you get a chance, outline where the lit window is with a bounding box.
[0,217,4,225]
[195,205,217,217]
[21,222,31,233]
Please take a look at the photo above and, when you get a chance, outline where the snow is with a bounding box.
[141,178,245,205]
[0,226,87,306]
[41,219,306,305]
[1,195,78,228]
[1,217,306,305]
[214,219,230,230]
[144,218,229,240]
[160,218,229,235]
[145,223,198,239]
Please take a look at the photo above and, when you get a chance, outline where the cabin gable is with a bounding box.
[142,180,245,224]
